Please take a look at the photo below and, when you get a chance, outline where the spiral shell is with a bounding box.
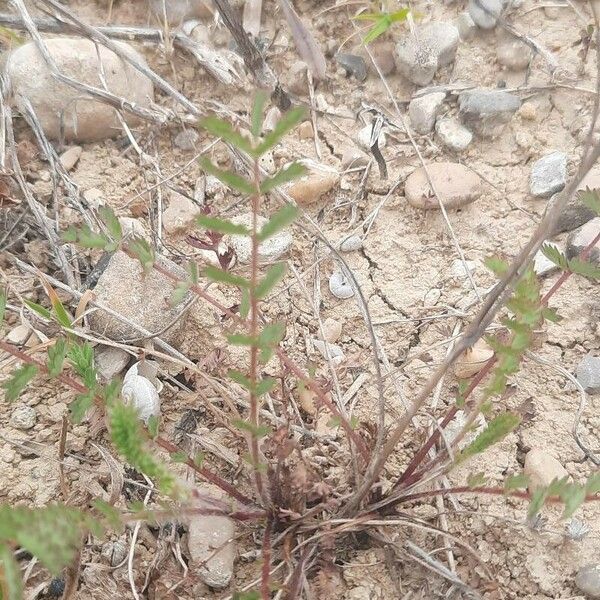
[121,361,161,423]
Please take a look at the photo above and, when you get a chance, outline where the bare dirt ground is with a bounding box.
[1,0,600,598]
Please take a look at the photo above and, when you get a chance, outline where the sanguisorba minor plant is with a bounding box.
[1,92,600,598]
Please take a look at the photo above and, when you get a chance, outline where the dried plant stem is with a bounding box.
[261,518,273,600]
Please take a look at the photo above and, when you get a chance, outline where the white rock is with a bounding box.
[533,242,560,277]
[188,494,235,589]
[419,22,460,67]
[456,12,477,40]
[263,106,281,132]
[95,346,130,381]
[118,217,149,240]
[259,151,276,174]
[83,188,104,209]
[566,217,600,266]
[339,234,363,252]
[576,354,600,394]
[227,214,292,264]
[524,448,568,491]
[6,38,154,142]
[124,360,163,393]
[59,146,82,171]
[357,124,387,150]
[329,268,354,299]
[469,0,502,29]
[395,37,438,86]
[496,32,531,71]
[575,564,600,599]
[409,91,446,135]
[435,117,473,151]
[174,129,200,151]
[451,258,478,279]
[286,164,338,205]
[163,191,199,235]
[10,405,37,430]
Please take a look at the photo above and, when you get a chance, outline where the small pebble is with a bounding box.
[7,325,30,345]
[519,103,537,121]
[530,151,567,198]
[459,89,521,138]
[227,214,292,264]
[47,578,65,597]
[162,191,199,234]
[174,129,200,151]
[11,405,37,430]
[83,188,104,209]
[435,117,473,151]
[285,60,308,95]
[496,31,531,71]
[549,191,597,235]
[335,53,367,82]
[118,216,149,240]
[312,339,345,365]
[341,147,369,169]
[405,162,482,209]
[339,234,363,252]
[263,106,281,132]
[524,448,568,491]
[95,345,130,381]
[259,151,276,174]
[298,385,317,415]
[566,217,600,265]
[101,539,128,566]
[576,354,600,394]
[409,91,446,135]
[575,564,600,599]
[286,164,338,205]
[298,121,314,140]
[59,146,82,171]
[456,11,477,40]
[322,317,342,343]
[369,41,396,76]
[394,37,438,86]
[469,0,502,29]
[454,339,494,378]
[419,22,460,67]
[329,268,354,299]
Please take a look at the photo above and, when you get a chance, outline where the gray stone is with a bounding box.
[576,354,600,394]
[530,151,567,198]
[148,0,212,24]
[101,539,128,567]
[10,405,37,430]
[566,217,600,265]
[409,91,446,134]
[188,493,235,589]
[174,129,200,151]
[468,0,503,29]
[575,564,600,598]
[6,38,154,142]
[456,12,477,40]
[95,346,130,381]
[395,38,438,86]
[329,268,354,299]
[435,117,473,151]
[550,191,598,235]
[335,53,367,82]
[88,250,193,344]
[394,22,459,86]
[227,214,292,264]
[458,89,521,137]
[420,22,460,67]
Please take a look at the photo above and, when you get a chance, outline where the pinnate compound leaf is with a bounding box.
[255,263,287,299]
[47,338,68,377]
[255,377,276,396]
[199,158,255,195]
[504,473,530,492]
[0,542,23,600]
[204,265,249,288]
[541,243,568,270]
[199,116,253,154]
[259,163,306,194]
[458,412,521,462]
[196,214,250,235]
[560,483,587,519]
[69,391,94,424]
[228,369,252,390]
[485,256,509,276]
[255,107,306,155]
[67,342,96,389]
[568,257,600,280]
[2,364,37,401]
[528,487,547,519]
[257,203,299,241]
[258,323,286,347]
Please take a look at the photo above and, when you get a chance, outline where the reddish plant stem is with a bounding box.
[0,339,257,507]
[260,517,273,600]
[395,231,600,491]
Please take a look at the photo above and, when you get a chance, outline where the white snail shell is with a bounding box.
[121,361,161,423]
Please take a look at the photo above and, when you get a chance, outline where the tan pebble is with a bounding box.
[405,162,482,210]
[341,146,369,169]
[524,448,568,491]
[298,386,317,415]
[162,191,199,235]
[370,41,396,76]
[286,166,338,205]
[298,121,314,140]
[519,103,537,121]
[322,317,342,343]
[59,146,82,171]
[454,339,494,379]
[7,324,30,345]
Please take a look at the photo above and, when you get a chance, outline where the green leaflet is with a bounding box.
[199,116,253,155]
[259,163,306,194]
[257,204,299,241]
[199,158,255,195]
[0,543,23,600]
[251,91,268,138]
[196,214,250,235]
[254,107,306,155]
[457,412,521,463]
[47,338,68,377]
[255,263,287,299]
